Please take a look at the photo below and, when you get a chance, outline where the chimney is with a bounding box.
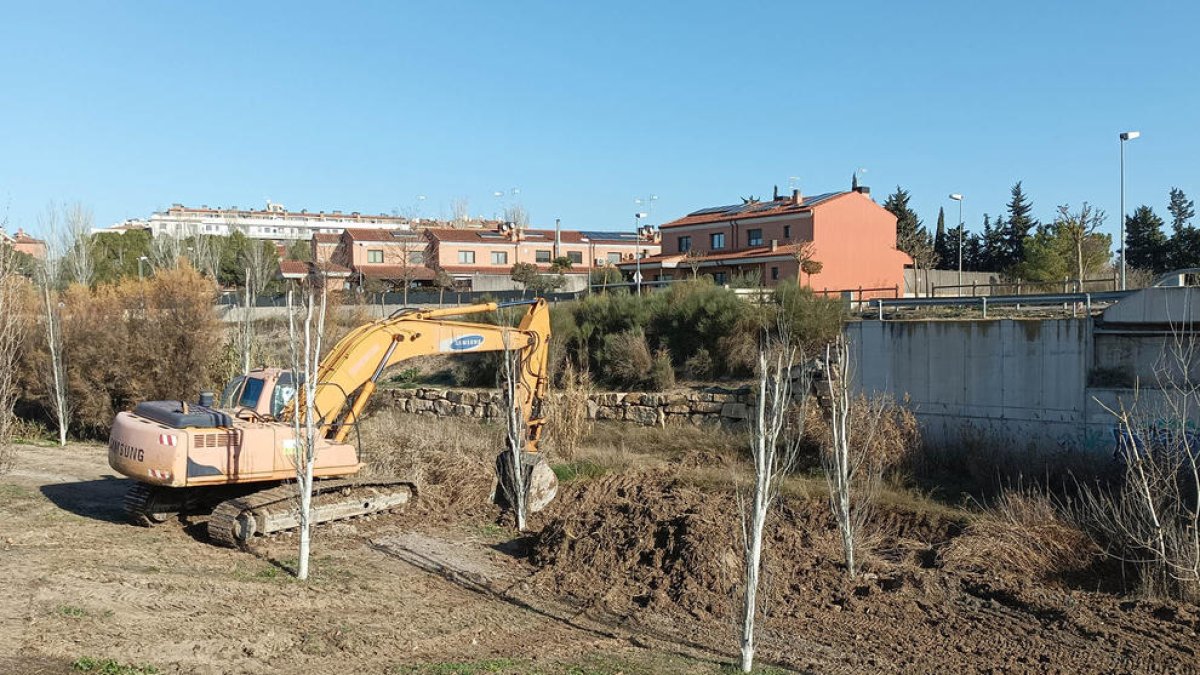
[554,218,561,258]
[770,239,778,252]
[792,188,803,205]
[773,185,779,201]
[853,185,871,196]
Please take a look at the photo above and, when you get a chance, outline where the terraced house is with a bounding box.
[621,186,910,295]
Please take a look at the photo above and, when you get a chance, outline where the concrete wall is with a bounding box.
[846,318,1106,451]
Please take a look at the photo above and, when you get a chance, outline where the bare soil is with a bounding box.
[2,442,1198,674]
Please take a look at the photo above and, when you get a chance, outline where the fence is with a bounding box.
[931,275,1120,298]
[868,289,1134,319]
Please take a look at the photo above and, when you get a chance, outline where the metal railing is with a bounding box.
[869,289,1135,320]
[930,275,1120,298]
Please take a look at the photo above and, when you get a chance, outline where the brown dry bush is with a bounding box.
[0,252,34,473]
[804,392,921,479]
[941,490,1099,583]
[356,411,501,518]
[20,264,224,437]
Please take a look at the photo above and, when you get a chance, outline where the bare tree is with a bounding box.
[1076,312,1200,600]
[0,245,27,473]
[737,334,807,673]
[188,226,221,280]
[433,269,455,306]
[683,248,704,279]
[61,202,94,287]
[149,232,183,270]
[792,241,824,287]
[242,239,274,297]
[820,335,884,577]
[35,206,70,447]
[498,339,529,531]
[451,197,470,227]
[285,275,328,581]
[238,269,256,376]
[1054,203,1108,284]
[503,203,530,229]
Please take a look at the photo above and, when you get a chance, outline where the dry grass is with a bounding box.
[942,489,1099,582]
[542,363,593,461]
[355,411,501,517]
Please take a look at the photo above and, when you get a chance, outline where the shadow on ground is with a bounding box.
[40,476,130,524]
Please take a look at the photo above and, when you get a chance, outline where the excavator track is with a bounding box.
[123,483,185,526]
[207,479,416,548]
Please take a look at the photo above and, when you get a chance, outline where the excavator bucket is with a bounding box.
[494,451,559,513]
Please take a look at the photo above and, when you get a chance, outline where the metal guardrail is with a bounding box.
[869,290,1136,319]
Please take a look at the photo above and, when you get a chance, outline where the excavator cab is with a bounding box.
[220,369,298,420]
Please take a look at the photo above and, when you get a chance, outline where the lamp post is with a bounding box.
[634,212,648,295]
[1119,131,1140,291]
[137,256,149,280]
[949,194,964,287]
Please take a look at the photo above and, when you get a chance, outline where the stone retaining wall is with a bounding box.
[375,386,757,426]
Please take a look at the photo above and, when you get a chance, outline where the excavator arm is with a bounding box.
[285,299,552,454]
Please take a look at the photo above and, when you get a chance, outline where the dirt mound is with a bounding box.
[531,472,956,621]
[531,472,1200,672]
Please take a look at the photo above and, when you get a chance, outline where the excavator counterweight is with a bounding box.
[107,299,556,546]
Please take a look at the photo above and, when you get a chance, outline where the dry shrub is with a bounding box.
[544,361,593,461]
[805,392,921,479]
[21,264,224,437]
[356,411,500,517]
[597,329,653,390]
[0,250,32,473]
[942,490,1098,582]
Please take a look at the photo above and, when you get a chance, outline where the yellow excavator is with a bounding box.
[107,299,557,547]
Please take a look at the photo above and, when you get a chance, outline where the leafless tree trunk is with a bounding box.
[239,271,255,376]
[498,339,528,531]
[40,275,69,447]
[737,337,806,672]
[451,197,470,228]
[285,278,327,581]
[242,240,273,298]
[820,335,883,578]
[0,245,26,473]
[149,233,183,270]
[34,209,71,448]
[503,203,529,229]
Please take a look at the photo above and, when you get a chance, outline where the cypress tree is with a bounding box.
[1167,188,1200,269]
[933,207,951,269]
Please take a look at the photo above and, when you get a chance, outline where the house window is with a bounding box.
[535,250,551,263]
[607,252,621,263]
[408,251,424,264]
[678,236,691,253]
[567,251,583,264]
[783,225,791,239]
[458,250,475,264]
[747,229,763,247]
[712,271,728,284]
[710,233,726,249]
[367,249,384,263]
[771,266,779,280]
[491,251,508,265]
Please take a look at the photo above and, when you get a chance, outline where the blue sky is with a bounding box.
[1,1,1197,241]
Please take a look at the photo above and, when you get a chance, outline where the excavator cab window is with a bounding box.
[220,376,246,409]
[270,372,297,418]
[238,377,266,409]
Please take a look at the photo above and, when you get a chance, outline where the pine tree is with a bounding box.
[998,182,1037,273]
[1125,205,1168,272]
[962,231,983,271]
[884,186,936,270]
[980,214,1004,272]
[1167,188,1200,269]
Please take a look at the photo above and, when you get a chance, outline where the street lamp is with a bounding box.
[949,194,964,287]
[634,212,648,295]
[137,256,149,280]
[1119,130,1141,290]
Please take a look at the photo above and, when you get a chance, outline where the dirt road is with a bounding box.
[0,443,722,674]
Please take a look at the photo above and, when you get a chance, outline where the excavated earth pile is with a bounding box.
[531,473,1200,673]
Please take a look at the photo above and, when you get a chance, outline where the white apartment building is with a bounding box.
[111,201,414,242]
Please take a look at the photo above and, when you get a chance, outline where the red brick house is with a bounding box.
[621,187,910,295]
